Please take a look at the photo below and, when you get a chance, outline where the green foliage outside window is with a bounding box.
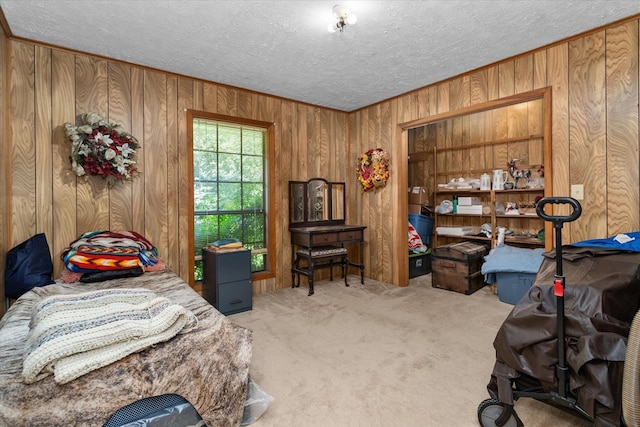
[193,119,268,281]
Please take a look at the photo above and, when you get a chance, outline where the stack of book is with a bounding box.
[205,238,244,252]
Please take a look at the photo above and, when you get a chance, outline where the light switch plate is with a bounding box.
[571,184,584,200]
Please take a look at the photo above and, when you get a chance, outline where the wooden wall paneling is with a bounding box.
[294,104,308,180]
[275,100,293,290]
[467,117,484,174]
[0,23,7,315]
[349,109,362,225]
[507,103,528,165]
[470,69,488,105]
[435,121,447,183]
[130,67,146,238]
[392,99,408,286]
[305,106,318,176]
[527,100,544,167]
[416,87,430,118]
[546,43,571,240]
[451,116,464,172]
[74,56,109,234]
[569,32,607,241]
[177,78,194,284]
[365,104,382,280]
[51,49,77,275]
[469,111,486,172]
[336,109,349,183]
[533,50,547,89]
[192,81,203,112]
[396,91,415,124]
[166,76,180,273]
[380,100,394,283]
[448,76,466,111]
[202,82,217,113]
[253,92,267,123]
[107,62,134,232]
[35,46,52,238]
[318,108,332,178]
[606,21,639,234]
[487,65,500,101]
[498,61,515,98]
[238,90,252,119]
[11,42,36,246]
[217,86,238,116]
[428,86,438,116]
[492,106,509,168]
[143,70,169,264]
[483,110,494,168]
[515,54,534,93]
[437,84,449,114]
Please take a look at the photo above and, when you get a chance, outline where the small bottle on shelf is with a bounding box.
[453,196,458,214]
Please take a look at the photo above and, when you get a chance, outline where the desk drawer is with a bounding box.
[339,230,363,241]
[311,233,338,245]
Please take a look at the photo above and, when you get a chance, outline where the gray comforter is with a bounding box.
[0,270,252,426]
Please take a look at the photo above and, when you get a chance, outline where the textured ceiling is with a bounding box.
[1,1,640,111]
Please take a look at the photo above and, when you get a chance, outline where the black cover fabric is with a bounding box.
[80,267,144,283]
[4,233,55,299]
[490,246,640,424]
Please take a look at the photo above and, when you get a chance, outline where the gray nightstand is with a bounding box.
[202,248,252,315]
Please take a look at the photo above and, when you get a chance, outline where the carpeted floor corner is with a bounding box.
[231,274,590,427]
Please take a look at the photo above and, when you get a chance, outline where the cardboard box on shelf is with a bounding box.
[408,186,429,206]
[408,204,422,215]
[458,196,481,206]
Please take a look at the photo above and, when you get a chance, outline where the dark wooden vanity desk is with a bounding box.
[289,224,366,283]
[289,178,366,294]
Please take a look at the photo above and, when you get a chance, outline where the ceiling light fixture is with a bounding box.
[327,5,357,33]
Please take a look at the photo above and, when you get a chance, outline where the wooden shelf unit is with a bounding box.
[433,187,547,249]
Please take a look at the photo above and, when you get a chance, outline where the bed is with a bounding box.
[0,269,253,426]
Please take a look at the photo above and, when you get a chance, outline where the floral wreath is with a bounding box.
[356,148,390,192]
[64,112,140,186]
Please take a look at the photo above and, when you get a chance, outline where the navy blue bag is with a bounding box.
[4,233,55,299]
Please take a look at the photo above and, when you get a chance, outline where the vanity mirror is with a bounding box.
[289,178,346,227]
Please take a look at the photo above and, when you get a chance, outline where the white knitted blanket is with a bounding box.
[22,288,198,384]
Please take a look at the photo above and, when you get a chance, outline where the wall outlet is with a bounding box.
[571,184,584,200]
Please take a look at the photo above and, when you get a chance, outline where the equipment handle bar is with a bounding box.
[536,197,582,224]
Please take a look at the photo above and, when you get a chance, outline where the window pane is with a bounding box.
[219,183,242,211]
[194,215,219,254]
[244,213,264,245]
[242,155,263,182]
[250,253,265,272]
[242,183,264,210]
[242,129,264,156]
[218,153,242,181]
[194,150,217,181]
[218,126,242,153]
[194,182,217,211]
[219,214,243,239]
[193,120,217,151]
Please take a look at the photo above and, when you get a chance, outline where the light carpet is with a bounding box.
[231,274,590,427]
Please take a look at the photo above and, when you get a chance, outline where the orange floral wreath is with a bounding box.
[356,148,390,192]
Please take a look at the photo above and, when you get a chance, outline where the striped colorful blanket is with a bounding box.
[22,288,198,384]
[62,230,163,273]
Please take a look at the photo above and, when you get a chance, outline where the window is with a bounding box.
[189,111,275,283]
